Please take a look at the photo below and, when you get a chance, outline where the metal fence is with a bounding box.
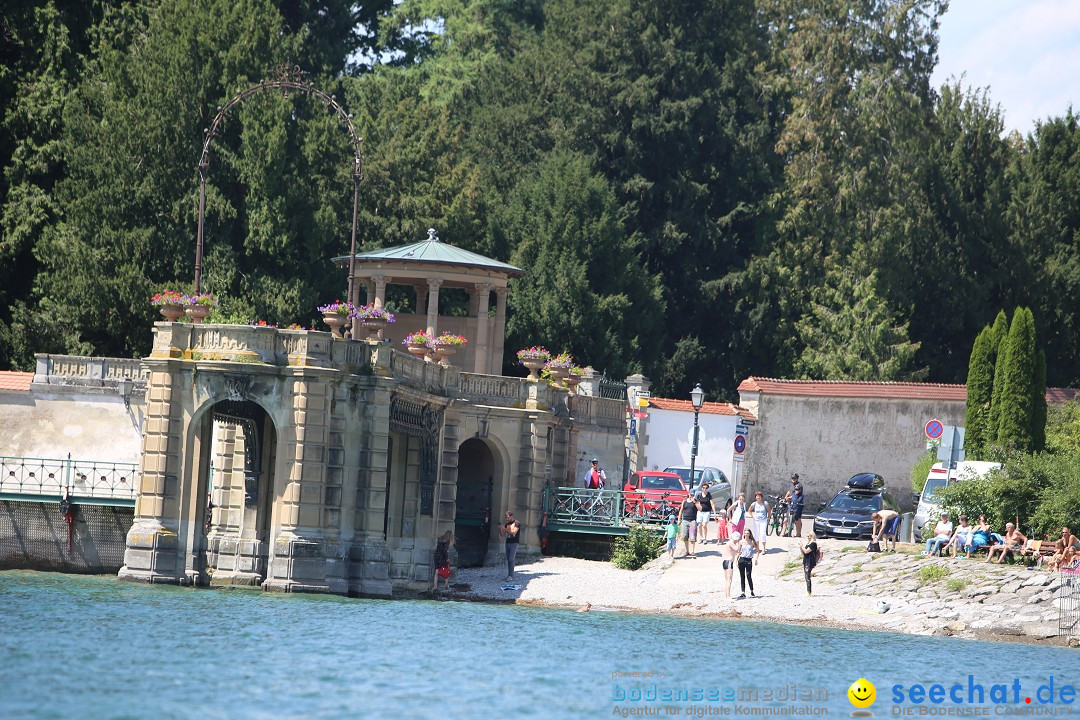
[544,486,678,532]
[0,456,138,503]
[597,373,628,400]
[1061,565,1080,639]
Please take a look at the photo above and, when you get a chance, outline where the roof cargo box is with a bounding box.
[847,473,884,490]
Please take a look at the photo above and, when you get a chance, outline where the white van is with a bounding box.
[913,460,1003,537]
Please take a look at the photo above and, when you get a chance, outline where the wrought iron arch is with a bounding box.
[194,64,364,302]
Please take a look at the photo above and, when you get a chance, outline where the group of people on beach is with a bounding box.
[665,473,821,599]
[924,515,1080,570]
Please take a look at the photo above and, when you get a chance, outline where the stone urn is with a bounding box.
[433,346,457,366]
[322,312,349,337]
[158,304,185,322]
[185,304,212,324]
[360,317,387,340]
[565,374,582,393]
[520,357,546,380]
[406,342,430,358]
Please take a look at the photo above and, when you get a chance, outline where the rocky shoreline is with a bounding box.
[438,534,1077,647]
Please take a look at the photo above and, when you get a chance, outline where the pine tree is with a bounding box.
[995,307,1036,451]
[963,325,994,458]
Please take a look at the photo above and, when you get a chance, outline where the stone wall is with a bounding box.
[0,500,133,573]
[739,394,965,511]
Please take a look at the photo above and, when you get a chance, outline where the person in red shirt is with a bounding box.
[582,458,606,489]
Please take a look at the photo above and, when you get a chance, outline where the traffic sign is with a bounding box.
[633,410,648,419]
[925,419,944,440]
[733,435,747,454]
[629,418,636,436]
[637,391,651,398]
[735,424,749,435]
[733,453,745,462]
[740,418,756,426]
[638,397,649,408]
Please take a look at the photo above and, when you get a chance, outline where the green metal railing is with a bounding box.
[0,455,138,506]
[544,486,674,534]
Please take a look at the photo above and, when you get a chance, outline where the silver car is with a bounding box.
[663,466,732,508]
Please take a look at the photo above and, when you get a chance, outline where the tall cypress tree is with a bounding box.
[1031,348,1048,452]
[995,307,1036,451]
[963,325,994,458]
[987,309,1010,440]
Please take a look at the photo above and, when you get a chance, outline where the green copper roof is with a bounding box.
[334,229,525,276]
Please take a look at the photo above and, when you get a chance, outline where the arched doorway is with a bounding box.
[196,399,277,586]
[455,438,494,566]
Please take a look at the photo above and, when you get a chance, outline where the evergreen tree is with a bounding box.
[963,325,995,458]
[987,309,1010,437]
[795,269,923,381]
[995,307,1036,451]
[1031,349,1047,452]
[501,150,663,377]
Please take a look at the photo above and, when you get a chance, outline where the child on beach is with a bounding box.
[665,515,678,559]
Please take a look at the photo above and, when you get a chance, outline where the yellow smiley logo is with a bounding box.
[848,678,876,709]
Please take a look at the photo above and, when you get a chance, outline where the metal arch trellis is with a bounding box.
[194,63,364,303]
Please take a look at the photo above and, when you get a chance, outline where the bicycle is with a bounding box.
[769,495,790,537]
[644,492,679,525]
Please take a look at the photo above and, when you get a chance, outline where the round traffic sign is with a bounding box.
[925,419,943,440]
[734,435,747,453]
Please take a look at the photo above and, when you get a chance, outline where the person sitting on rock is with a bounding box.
[986,523,1026,564]
[1048,526,1080,571]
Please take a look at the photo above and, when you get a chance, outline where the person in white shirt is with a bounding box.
[748,491,771,562]
[923,512,953,556]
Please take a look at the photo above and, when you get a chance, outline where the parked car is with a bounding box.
[663,466,732,507]
[623,470,689,521]
[812,473,899,540]
[913,461,1002,537]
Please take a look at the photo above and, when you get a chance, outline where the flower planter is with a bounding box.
[186,305,212,323]
[434,346,457,366]
[360,317,387,340]
[565,375,582,393]
[406,342,430,358]
[159,304,185,322]
[322,312,349,337]
[520,357,546,380]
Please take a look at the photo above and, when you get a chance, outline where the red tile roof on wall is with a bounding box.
[0,371,33,392]
[647,397,757,420]
[737,377,1078,403]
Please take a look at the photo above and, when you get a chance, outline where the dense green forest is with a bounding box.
[2,0,1079,400]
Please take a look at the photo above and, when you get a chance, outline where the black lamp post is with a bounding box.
[689,383,705,490]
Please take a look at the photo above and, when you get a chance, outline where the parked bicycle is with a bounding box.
[768,495,790,537]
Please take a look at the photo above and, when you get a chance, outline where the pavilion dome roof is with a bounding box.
[334,229,525,277]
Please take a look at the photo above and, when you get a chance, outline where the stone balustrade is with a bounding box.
[34,354,149,394]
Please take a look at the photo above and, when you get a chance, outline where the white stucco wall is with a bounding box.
[640,409,746,491]
[0,390,144,464]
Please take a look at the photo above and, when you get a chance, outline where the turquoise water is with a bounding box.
[0,571,1075,719]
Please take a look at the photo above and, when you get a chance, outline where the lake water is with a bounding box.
[0,571,1075,719]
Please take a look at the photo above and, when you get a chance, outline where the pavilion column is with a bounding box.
[414,284,428,316]
[494,287,509,359]
[473,283,494,374]
[425,278,443,337]
[371,274,390,307]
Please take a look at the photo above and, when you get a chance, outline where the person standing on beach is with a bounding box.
[696,482,715,544]
[736,529,758,599]
[498,511,521,581]
[677,493,699,558]
[800,532,819,596]
[665,515,678,559]
[749,491,770,561]
[721,530,740,598]
[788,474,805,537]
[730,492,747,537]
[433,530,453,592]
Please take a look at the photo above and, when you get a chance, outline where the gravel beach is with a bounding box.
[441,533,1076,646]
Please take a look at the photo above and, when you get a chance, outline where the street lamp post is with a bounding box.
[689,383,705,491]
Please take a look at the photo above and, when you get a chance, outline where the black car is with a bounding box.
[812,473,899,540]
